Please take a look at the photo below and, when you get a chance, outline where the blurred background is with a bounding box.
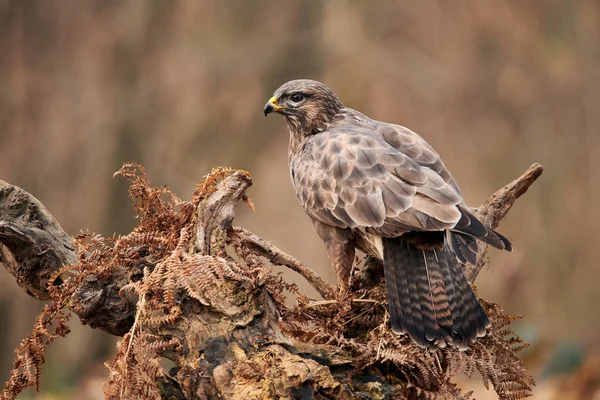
[1,1,599,398]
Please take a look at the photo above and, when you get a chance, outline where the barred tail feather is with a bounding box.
[383,237,490,349]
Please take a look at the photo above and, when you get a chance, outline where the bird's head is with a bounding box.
[264,79,344,134]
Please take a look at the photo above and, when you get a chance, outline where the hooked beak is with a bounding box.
[264,96,284,116]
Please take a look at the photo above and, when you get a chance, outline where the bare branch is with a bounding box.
[468,163,544,281]
[230,226,336,299]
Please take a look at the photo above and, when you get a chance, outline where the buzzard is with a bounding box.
[264,79,511,349]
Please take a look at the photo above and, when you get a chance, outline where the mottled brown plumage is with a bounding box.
[264,79,512,349]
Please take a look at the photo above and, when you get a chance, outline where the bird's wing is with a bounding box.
[368,118,511,251]
[291,125,464,236]
[371,121,462,196]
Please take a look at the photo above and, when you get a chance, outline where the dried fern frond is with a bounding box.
[103,220,261,398]
[2,302,71,399]
[103,332,165,400]
[192,166,250,202]
[444,299,535,400]
[275,271,534,400]
[4,164,222,399]
[114,163,187,224]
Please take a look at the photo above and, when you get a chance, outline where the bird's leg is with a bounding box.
[324,241,355,296]
[310,219,356,296]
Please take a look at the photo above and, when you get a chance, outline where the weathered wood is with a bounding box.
[230,226,336,299]
[0,180,134,336]
[196,172,252,256]
[0,180,77,300]
[468,163,544,281]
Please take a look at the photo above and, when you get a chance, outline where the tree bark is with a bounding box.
[0,164,543,399]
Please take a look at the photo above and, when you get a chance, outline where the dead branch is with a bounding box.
[468,163,544,281]
[230,226,336,299]
[0,180,135,337]
[196,171,252,256]
[0,164,542,399]
[0,180,77,300]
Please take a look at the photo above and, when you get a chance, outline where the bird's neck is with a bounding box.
[285,99,345,161]
[287,128,307,163]
[284,107,344,155]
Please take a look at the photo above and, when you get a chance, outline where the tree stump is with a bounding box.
[0,163,543,399]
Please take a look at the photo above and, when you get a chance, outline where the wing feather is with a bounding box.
[290,118,465,235]
[344,188,386,227]
[412,195,461,225]
[380,176,414,216]
[377,123,462,195]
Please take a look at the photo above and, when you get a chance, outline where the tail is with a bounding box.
[450,205,513,265]
[383,236,490,350]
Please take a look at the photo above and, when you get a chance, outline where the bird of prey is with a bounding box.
[264,79,512,349]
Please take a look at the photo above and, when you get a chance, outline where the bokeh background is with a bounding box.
[1,1,599,398]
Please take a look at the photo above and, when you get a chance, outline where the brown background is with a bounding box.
[1,1,599,398]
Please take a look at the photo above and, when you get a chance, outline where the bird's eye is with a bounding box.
[290,93,304,103]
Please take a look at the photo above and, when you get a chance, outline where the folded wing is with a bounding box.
[291,126,463,237]
[291,118,510,255]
